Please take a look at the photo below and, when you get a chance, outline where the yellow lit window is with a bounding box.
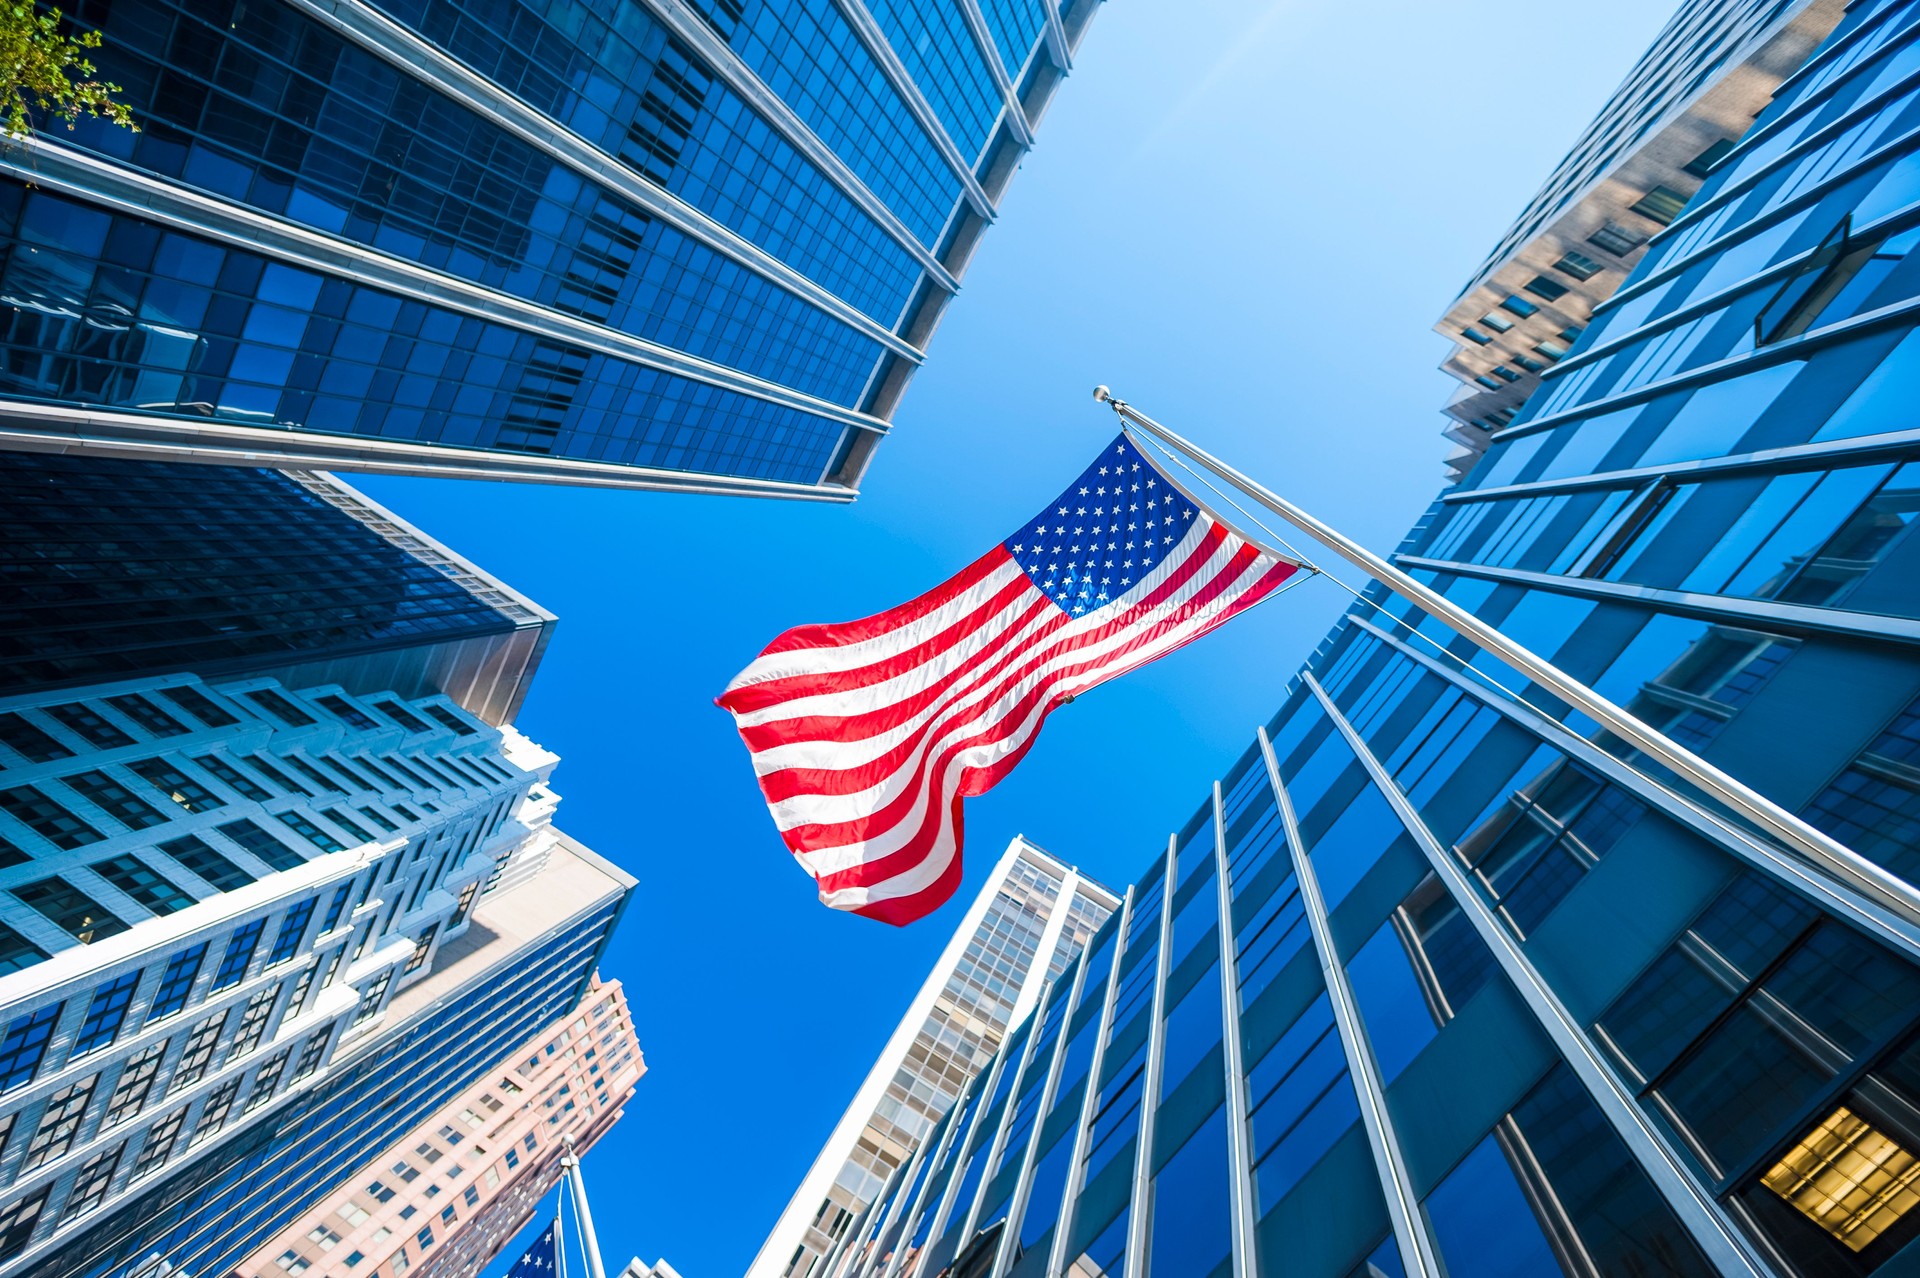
[1763,1106,1920,1252]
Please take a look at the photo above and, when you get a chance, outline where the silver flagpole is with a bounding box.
[1094,385,1920,934]
[562,1138,610,1278]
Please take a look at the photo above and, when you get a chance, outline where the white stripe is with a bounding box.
[724,557,1030,691]
[765,529,1256,829]
[819,557,1290,909]
[783,549,1280,879]
[736,517,1223,733]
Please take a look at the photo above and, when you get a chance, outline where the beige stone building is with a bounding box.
[236,975,642,1278]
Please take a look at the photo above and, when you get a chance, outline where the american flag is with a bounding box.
[507,1222,557,1276]
[719,433,1299,925]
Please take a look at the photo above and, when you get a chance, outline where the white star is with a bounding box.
[1078,486,1089,495]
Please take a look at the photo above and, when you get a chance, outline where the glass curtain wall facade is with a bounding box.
[818,2,1920,1275]
[0,0,1106,496]
[0,454,555,724]
[751,838,1116,1278]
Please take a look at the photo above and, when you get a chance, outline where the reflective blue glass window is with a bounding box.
[146,944,207,1024]
[1159,963,1221,1099]
[1147,1106,1231,1278]
[1306,780,1406,912]
[1423,1133,1563,1278]
[1247,995,1357,1214]
[71,972,142,1058]
[1803,694,1920,879]
[212,919,266,990]
[1347,921,1435,1084]
[0,1005,60,1093]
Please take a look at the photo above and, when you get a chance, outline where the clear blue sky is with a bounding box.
[353,1,1686,1271]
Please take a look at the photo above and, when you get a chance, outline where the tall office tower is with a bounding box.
[0,453,554,725]
[0,0,1107,499]
[750,838,1116,1278]
[0,671,557,1270]
[234,975,642,1278]
[10,822,629,1278]
[820,2,1920,1276]
[1432,0,1846,481]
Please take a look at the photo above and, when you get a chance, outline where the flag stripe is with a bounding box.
[718,432,1301,925]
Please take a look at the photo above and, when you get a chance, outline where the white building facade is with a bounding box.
[0,669,562,1266]
[749,838,1117,1278]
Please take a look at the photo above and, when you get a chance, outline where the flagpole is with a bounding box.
[562,1138,609,1278]
[1093,385,1920,935]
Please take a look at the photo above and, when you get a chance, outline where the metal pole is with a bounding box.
[1093,386,1920,929]
[564,1139,610,1278]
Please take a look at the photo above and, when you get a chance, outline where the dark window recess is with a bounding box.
[374,700,432,734]
[157,686,239,728]
[0,786,102,849]
[1587,222,1646,257]
[422,705,479,737]
[91,855,196,915]
[1523,274,1570,302]
[1461,328,1493,346]
[12,878,128,944]
[219,819,313,869]
[47,705,133,749]
[1683,138,1736,178]
[1629,186,1689,226]
[159,836,255,892]
[1755,218,1920,345]
[1491,366,1523,383]
[1500,294,1539,318]
[104,696,187,737]
[62,771,168,830]
[128,759,224,814]
[317,696,379,731]
[244,690,316,727]
[1551,250,1605,281]
[0,715,70,763]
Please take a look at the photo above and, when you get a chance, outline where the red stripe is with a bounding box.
[749,525,1237,801]
[749,548,1013,660]
[776,539,1271,853]
[729,582,1056,730]
[745,522,1235,755]
[787,554,1295,898]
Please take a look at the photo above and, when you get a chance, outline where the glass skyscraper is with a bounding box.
[816,1,1920,1275]
[0,452,555,725]
[0,0,1106,497]
[751,838,1115,1278]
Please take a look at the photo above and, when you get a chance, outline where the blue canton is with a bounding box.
[508,1222,558,1276]
[1003,433,1201,617]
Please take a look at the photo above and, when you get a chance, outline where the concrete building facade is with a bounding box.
[235,975,641,1278]
[750,838,1116,1278]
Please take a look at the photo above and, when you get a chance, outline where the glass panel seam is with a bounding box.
[1210,780,1258,1278]
[1045,887,1133,1278]
[1298,673,1780,1278]
[1255,723,1445,1278]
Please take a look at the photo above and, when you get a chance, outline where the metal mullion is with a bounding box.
[1044,888,1133,1278]
[1349,612,1920,962]
[1392,555,1920,647]
[829,1132,926,1278]
[834,0,1000,207]
[956,0,1035,148]
[958,984,1056,1246]
[643,0,961,289]
[1299,673,1780,1278]
[989,940,1094,1278]
[1121,837,1177,1277]
[880,1074,977,1278]
[912,1046,1016,1275]
[1039,0,1072,70]
[1446,425,1920,504]
[7,145,887,435]
[1254,725,1444,1278]
[1210,780,1258,1278]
